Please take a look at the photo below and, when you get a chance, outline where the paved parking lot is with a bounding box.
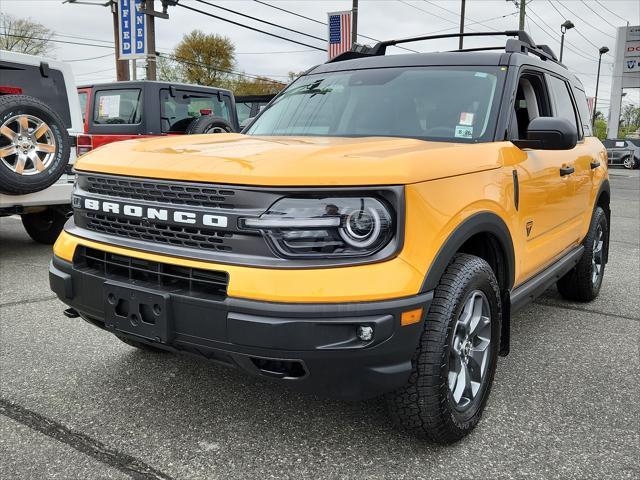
[1,169,638,480]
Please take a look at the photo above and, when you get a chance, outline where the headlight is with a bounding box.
[241,196,394,258]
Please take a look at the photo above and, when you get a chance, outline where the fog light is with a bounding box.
[357,325,374,341]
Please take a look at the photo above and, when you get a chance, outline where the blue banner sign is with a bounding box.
[118,0,146,59]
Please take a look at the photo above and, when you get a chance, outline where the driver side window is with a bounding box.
[511,73,551,140]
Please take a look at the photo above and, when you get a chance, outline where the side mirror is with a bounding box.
[513,117,578,150]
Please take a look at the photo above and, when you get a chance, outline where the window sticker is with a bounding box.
[98,95,120,118]
[455,125,473,139]
[459,112,475,126]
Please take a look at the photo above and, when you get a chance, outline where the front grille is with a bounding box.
[84,175,237,209]
[85,212,234,252]
[74,247,228,299]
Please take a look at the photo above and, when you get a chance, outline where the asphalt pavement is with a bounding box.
[1,169,638,480]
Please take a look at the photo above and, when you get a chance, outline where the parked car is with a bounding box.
[235,94,275,126]
[77,81,240,155]
[0,50,83,243]
[602,138,639,169]
[51,31,610,443]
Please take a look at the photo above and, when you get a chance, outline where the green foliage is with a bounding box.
[173,30,235,86]
[163,30,286,96]
[594,118,607,140]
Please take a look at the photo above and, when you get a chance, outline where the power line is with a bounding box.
[194,0,325,43]
[547,0,616,39]
[398,1,458,27]
[526,7,612,64]
[579,0,618,29]
[0,33,113,49]
[174,1,325,51]
[594,0,629,24]
[252,0,420,53]
[157,51,287,85]
[63,52,114,62]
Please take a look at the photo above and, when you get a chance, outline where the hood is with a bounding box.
[75,134,507,186]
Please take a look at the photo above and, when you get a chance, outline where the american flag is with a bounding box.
[327,11,352,60]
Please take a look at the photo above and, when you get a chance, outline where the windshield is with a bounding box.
[247,66,504,142]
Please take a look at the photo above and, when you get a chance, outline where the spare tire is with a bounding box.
[186,115,235,134]
[0,95,70,195]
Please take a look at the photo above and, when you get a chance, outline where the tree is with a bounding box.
[173,30,235,86]
[620,104,640,129]
[232,76,285,96]
[594,118,607,141]
[0,14,54,56]
[157,56,185,83]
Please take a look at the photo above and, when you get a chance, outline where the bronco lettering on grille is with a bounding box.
[76,197,228,228]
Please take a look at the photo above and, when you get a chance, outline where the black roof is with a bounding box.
[77,80,232,94]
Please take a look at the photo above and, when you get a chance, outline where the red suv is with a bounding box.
[77,81,240,156]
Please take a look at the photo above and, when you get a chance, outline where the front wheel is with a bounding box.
[385,254,501,443]
[21,206,70,244]
[622,156,634,169]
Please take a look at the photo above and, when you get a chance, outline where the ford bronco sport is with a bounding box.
[50,31,610,444]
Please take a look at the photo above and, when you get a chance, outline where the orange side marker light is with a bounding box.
[401,308,423,326]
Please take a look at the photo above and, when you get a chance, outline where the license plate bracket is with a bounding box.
[104,282,170,343]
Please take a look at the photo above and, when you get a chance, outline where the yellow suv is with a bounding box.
[50,31,610,443]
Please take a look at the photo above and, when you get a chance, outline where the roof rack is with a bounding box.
[328,30,565,68]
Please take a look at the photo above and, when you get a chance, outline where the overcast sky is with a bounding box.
[2,0,639,116]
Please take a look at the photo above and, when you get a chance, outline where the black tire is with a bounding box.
[116,335,168,353]
[0,95,70,195]
[185,115,235,134]
[557,206,608,302]
[21,206,70,244]
[385,254,501,443]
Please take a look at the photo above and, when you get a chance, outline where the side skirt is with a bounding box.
[510,246,585,314]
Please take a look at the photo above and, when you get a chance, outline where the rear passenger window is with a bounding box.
[573,88,593,136]
[160,90,232,133]
[93,89,142,125]
[548,76,581,139]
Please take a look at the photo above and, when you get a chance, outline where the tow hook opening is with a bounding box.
[250,357,306,379]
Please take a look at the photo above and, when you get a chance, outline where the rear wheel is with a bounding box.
[385,254,501,443]
[0,95,70,195]
[557,206,608,301]
[21,206,70,244]
[622,156,634,169]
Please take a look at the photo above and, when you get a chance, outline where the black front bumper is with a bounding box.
[50,255,432,400]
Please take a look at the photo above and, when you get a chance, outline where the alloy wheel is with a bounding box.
[592,224,604,285]
[448,290,492,411]
[0,114,57,175]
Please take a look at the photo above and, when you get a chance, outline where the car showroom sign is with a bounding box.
[118,0,146,60]
[607,25,640,138]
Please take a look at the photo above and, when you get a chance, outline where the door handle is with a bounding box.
[590,161,601,169]
[560,166,575,176]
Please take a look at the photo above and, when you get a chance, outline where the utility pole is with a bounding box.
[518,0,526,31]
[459,0,466,49]
[111,1,130,81]
[351,0,358,45]
[145,0,157,80]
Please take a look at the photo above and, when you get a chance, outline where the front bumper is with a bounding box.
[50,255,432,400]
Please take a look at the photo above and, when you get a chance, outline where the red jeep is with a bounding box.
[77,81,240,155]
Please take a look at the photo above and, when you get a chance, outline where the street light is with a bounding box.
[592,46,610,128]
[559,20,574,63]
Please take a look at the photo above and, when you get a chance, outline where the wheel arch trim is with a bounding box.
[419,212,516,293]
